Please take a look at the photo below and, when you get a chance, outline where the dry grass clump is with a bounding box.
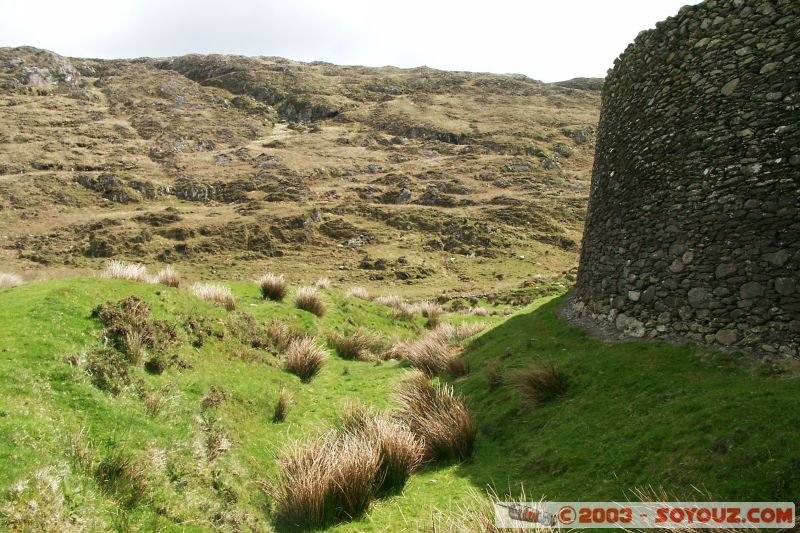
[273,432,381,529]
[373,294,403,308]
[336,406,424,494]
[153,266,180,288]
[256,273,286,301]
[272,407,423,529]
[266,320,308,351]
[389,302,421,320]
[434,322,487,342]
[388,324,480,377]
[327,330,380,361]
[396,371,475,461]
[397,333,454,376]
[465,306,491,317]
[273,383,289,423]
[420,300,444,328]
[103,260,149,283]
[516,363,567,407]
[94,448,149,507]
[0,272,23,289]
[314,276,331,289]
[190,282,236,311]
[346,286,371,301]
[0,468,86,532]
[283,337,328,382]
[295,286,325,317]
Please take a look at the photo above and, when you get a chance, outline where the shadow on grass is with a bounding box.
[450,295,800,505]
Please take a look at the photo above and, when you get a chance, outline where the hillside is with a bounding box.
[0,46,599,299]
[1,276,797,531]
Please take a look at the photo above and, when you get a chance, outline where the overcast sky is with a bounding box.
[0,0,697,82]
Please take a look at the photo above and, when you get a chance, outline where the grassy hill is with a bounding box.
[0,46,598,299]
[1,276,797,531]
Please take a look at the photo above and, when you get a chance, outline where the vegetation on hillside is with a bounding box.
[0,278,796,531]
[0,46,598,299]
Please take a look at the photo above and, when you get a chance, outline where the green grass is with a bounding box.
[0,279,797,531]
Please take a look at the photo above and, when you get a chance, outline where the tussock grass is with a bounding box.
[256,273,287,301]
[389,302,421,320]
[464,306,491,317]
[273,432,381,529]
[266,320,308,351]
[327,330,380,361]
[0,272,23,289]
[388,324,479,377]
[273,383,289,423]
[94,448,149,507]
[103,260,149,283]
[396,371,475,461]
[434,322,487,342]
[314,276,331,289]
[284,337,328,382]
[346,286,371,301]
[516,363,567,407]
[273,407,423,529]
[153,266,180,288]
[337,405,424,495]
[420,300,444,328]
[396,333,453,376]
[190,282,236,311]
[373,294,403,308]
[295,286,325,317]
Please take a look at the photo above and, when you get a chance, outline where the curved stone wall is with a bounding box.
[573,0,799,356]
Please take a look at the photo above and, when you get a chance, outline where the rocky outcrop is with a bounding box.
[572,0,800,357]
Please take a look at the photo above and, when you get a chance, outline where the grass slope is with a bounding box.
[456,296,800,504]
[0,280,797,531]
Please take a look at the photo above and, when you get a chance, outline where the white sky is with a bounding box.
[0,0,698,82]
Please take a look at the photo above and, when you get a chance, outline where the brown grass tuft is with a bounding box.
[346,286,372,301]
[295,286,325,317]
[256,273,287,301]
[284,337,328,382]
[153,266,180,287]
[314,276,332,289]
[273,432,381,529]
[273,383,289,423]
[337,405,424,495]
[420,300,444,328]
[273,407,423,529]
[190,282,236,311]
[327,330,379,361]
[0,272,24,289]
[266,320,308,351]
[516,363,567,407]
[396,371,475,461]
[103,260,149,283]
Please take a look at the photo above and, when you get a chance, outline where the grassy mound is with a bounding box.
[0,280,797,531]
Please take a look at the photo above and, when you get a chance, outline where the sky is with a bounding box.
[0,0,698,82]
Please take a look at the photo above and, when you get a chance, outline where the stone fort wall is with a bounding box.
[572,0,799,357]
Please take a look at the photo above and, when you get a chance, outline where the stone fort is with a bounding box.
[572,0,799,357]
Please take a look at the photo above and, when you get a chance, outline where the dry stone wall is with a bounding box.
[572,0,799,357]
